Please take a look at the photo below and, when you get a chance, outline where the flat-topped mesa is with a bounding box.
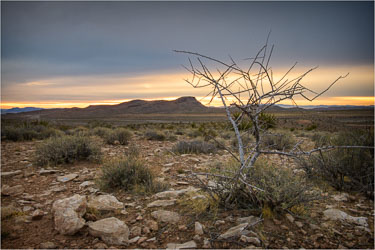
[175,96,199,103]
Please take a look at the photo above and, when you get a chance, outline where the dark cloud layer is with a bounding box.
[1,1,374,103]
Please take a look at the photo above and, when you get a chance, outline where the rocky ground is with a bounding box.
[1,137,374,249]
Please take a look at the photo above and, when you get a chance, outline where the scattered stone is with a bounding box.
[203,239,211,248]
[129,236,140,244]
[88,217,129,246]
[88,195,124,211]
[309,224,320,230]
[145,220,158,231]
[285,213,295,223]
[178,225,187,231]
[49,186,67,193]
[166,240,197,249]
[143,227,151,234]
[214,220,225,226]
[137,236,148,244]
[124,202,136,207]
[323,209,368,227]
[52,194,87,235]
[147,199,176,208]
[193,235,201,241]
[79,181,95,189]
[39,169,59,175]
[93,242,108,249]
[295,221,303,228]
[332,193,349,202]
[176,181,189,185]
[136,215,143,221]
[31,209,44,220]
[1,170,22,177]
[236,216,259,225]
[164,163,175,167]
[218,223,248,239]
[120,209,128,215]
[57,173,78,183]
[240,235,261,246]
[40,241,56,249]
[195,222,204,235]
[23,206,34,212]
[130,226,142,237]
[1,205,21,219]
[2,184,24,196]
[151,210,180,224]
[147,237,156,242]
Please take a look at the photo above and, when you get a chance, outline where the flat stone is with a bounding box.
[147,199,176,208]
[332,193,349,202]
[129,236,140,244]
[57,174,78,183]
[89,217,129,246]
[32,209,45,220]
[295,221,303,228]
[1,170,22,177]
[240,235,261,246]
[236,216,259,225]
[166,240,197,249]
[2,185,24,196]
[49,186,67,193]
[154,187,199,199]
[151,210,180,224]
[79,181,95,189]
[39,169,60,175]
[323,209,368,227]
[218,223,248,239]
[40,241,56,249]
[88,195,124,211]
[130,226,142,237]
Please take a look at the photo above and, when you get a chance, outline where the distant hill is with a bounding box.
[277,104,374,111]
[1,107,44,114]
[3,97,222,119]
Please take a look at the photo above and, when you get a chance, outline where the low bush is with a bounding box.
[98,156,168,194]
[207,159,319,215]
[172,140,217,154]
[261,131,296,151]
[104,128,132,145]
[145,131,166,141]
[35,135,102,166]
[91,127,112,138]
[2,126,63,141]
[300,129,374,198]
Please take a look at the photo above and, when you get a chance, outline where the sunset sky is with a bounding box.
[1,1,374,109]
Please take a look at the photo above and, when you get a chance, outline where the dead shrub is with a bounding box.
[172,140,217,154]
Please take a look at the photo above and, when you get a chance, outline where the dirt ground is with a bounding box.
[1,135,374,249]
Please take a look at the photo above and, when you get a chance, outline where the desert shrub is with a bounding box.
[211,137,227,150]
[124,144,140,158]
[261,131,295,151]
[145,130,166,141]
[98,156,168,194]
[91,127,112,138]
[172,140,217,154]
[1,125,63,141]
[207,159,319,214]
[178,192,219,218]
[187,129,201,138]
[104,128,132,145]
[231,112,277,131]
[300,129,374,198]
[66,126,89,136]
[35,135,102,166]
[305,123,318,131]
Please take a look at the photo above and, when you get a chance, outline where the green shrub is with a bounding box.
[261,131,295,151]
[98,157,168,194]
[91,127,112,138]
[35,135,102,166]
[172,140,217,154]
[145,131,166,141]
[300,129,374,198]
[105,128,132,145]
[305,123,318,131]
[208,159,319,214]
[2,125,63,141]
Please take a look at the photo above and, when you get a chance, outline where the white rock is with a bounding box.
[88,217,129,246]
[332,193,349,202]
[151,210,180,224]
[88,195,124,211]
[79,181,95,189]
[218,223,249,239]
[285,213,295,223]
[323,209,368,227]
[147,199,176,208]
[240,235,261,246]
[236,216,259,225]
[195,222,204,235]
[52,194,87,235]
[166,240,197,249]
[57,174,78,183]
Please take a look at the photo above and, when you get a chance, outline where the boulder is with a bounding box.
[88,217,129,246]
[195,222,204,235]
[151,210,180,224]
[88,195,124,211]
[166,240,197,249]
[218,223,248,239]
[52,194,87,235]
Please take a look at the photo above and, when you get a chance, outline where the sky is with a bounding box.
[1,1,374,108]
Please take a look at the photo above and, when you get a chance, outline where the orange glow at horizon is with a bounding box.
[1,96,374,109]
